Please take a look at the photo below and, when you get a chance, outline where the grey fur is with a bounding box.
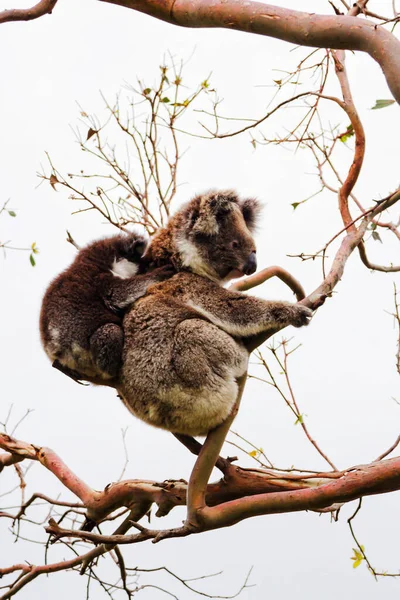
[118,191,312,435]
[40,233,174,381]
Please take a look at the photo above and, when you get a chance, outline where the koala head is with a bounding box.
[174,190,262,282]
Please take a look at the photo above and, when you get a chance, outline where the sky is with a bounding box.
[0,0,400,598]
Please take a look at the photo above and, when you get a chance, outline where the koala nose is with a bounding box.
[243,252,257,275]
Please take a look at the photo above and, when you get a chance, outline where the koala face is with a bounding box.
[176,191,261,282]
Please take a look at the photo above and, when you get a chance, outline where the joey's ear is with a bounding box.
[192,191,237,235]
[121,234,148,260]
[240,198,262,231]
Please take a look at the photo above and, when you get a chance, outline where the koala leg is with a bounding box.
[164,319,249,435]
[90,323,124,378]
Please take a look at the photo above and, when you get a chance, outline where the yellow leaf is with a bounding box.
[249,450,257,457]
[350,547,364,569]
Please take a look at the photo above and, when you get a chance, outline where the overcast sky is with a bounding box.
[0,1,399,598]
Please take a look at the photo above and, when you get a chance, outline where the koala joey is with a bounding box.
[118,190,312,436]
[40,232,174,383]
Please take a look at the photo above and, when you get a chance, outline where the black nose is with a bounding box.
[243,252,257,275]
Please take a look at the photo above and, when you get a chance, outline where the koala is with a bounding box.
[117,191,312,436]
[40,232,174,383]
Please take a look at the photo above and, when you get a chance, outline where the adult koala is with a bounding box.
[118,191,312,436]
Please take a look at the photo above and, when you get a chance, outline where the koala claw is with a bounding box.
[291,305,313,328]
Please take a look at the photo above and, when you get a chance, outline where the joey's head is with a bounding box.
[173,190,262,282]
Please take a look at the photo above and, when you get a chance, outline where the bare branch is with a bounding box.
[0,0,58,24]
[229,266,305,301]
[97,0,400,104]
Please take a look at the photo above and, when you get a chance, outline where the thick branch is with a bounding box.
[98,0,400,104]
[0,0,58,24]
[186,374,246,526]
[229,266,305,301]
[0,452,24,471]
[201,456,400,530]
[43,457,400,543]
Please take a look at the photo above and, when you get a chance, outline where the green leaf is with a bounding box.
[201,79,209,89]
[372,231,382,243]
[294,414,304,425]
[291,202,300,210]
[31,242,39,254]
[371,99,395,110]
[340,124,354,143]
[161,97,170,103]
[143,88,151,95]
[29,253,36,267]
[7,210,16,217]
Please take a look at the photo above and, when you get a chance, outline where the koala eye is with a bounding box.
[231,240,240,250]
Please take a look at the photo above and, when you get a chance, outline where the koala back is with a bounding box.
[118,272,249,435]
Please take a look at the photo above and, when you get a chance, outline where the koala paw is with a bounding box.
[290,304,313,328]
[152,265,176,282]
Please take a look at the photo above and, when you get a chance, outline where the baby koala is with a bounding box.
[40,232,174,383]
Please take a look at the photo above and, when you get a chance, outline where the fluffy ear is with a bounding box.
[192,191,237,235]
[240,198,262,232]
[121,233,148,260]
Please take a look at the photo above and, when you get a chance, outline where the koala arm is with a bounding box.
[107,266,175,310]
[182,278,312,337]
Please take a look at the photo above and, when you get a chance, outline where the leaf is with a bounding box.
[371,99,395,110]
[340,124,354,143]
[49,174,59,190]
[80,111,88,118]
[273,79,282,86]
[86,127,97,141]
[143,88,151,95]
[161,97,170,103]
[7,210,16,217]
[372,231,382,243]
[351,547,365,569]
[291,202,300,210]
[31,242,39,254]
[29,253,36,267]
[294,414,304,425]
[249,450,258,457]
[201,79,209,89]
[250,139,257,149]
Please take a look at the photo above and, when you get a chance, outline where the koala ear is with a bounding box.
[241,198,262,232]
[192,191,237,236]
[121,234,148,260]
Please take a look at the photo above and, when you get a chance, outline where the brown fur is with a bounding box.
[40,233,174,381]
[118,191,311,435]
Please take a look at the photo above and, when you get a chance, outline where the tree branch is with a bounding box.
[0,0,58,24]
[97,0,400,104]
[229,266,305,300]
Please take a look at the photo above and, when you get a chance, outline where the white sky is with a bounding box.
[0,1,399,598]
